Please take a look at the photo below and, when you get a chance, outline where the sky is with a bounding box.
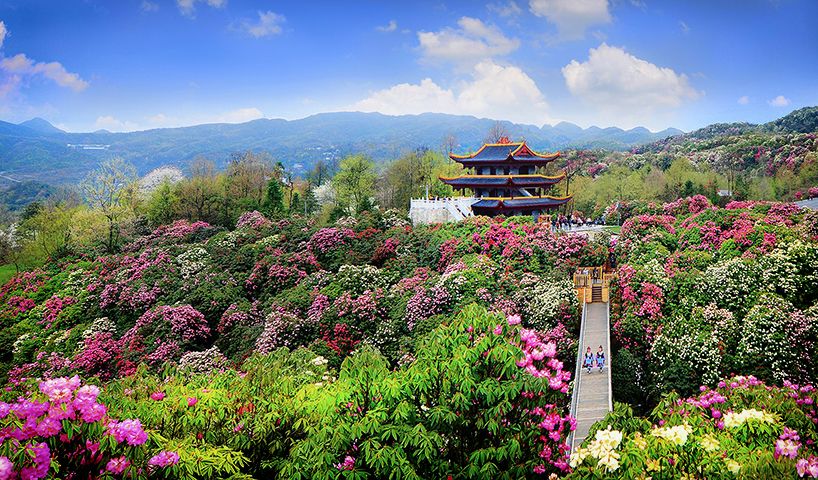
[0,0,816,132]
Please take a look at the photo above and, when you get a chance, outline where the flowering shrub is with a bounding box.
[569,375,818,479]
[0,376,175,479]
[235,210,272,230]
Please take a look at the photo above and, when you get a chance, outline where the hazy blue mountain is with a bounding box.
[19,118,66,135]
[0,112,682,186]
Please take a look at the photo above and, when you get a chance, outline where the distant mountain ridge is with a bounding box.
[645,106,818,147]
[0,112,681,186]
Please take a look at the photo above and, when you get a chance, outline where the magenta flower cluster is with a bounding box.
[148,450,180,467]
[0,376,156,479]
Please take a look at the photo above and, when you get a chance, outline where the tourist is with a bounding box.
[596,346,605,373]
[583,347,595,374]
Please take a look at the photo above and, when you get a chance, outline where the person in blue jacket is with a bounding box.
[595,345,606,373]
[583,346,595,374]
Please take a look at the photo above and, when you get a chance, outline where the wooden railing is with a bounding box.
[573,267,614,304]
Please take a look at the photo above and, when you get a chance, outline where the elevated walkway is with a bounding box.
[569,300,612,449]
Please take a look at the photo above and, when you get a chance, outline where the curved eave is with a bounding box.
[472,195,573,211]
[449,142,523,160]
[511,143,563,160]
[454,157,560,166]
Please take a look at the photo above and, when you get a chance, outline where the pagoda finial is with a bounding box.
[497,136,512,144]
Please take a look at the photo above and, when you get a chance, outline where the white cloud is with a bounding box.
[94,115,141,132]
[0,21,7,48]
[418,17,520,65]
[737,95,750,105]
[768,95,790,107]
[562,43,701,127]
[351,60,550,125]
[488,1,523,17]
[242,11,285,38]
[215,107,264,123]
[92,107,263,132]
[177,0,226,17]
[0,74,20,98]
[376,20,398,33]
[353,78,457,115]
[529,0,611,40]
[140,1,159,12]
[0,53,89,91]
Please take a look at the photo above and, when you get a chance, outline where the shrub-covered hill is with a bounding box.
[610,197,818,406]
[0,211,606,478]
[2,200,818,479]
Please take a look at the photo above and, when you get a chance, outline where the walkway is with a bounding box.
[569,301,612,449]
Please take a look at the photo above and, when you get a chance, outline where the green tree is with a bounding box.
[263,179,285,217]
[288,191,302,216]
[177,157,223,225]
[303,182,318,215]
[145,180,179,227]
[81,158,137,253]
[332,154,375,212]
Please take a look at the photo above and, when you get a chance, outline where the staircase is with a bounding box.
[569,301,612,449]
[591,285,602,303]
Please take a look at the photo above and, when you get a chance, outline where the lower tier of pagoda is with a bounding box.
[471,195,571,215]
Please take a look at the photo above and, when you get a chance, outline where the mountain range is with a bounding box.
[0,112,682,187]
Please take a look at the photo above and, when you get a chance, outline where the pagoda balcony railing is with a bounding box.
[573,266,615,304]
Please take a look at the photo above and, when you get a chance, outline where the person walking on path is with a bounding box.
[595,345,606,373]
[583,347,595,374]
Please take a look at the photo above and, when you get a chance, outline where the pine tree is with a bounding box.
[263,179,285,217]
[289,191,303,216]
[303,182,318,215]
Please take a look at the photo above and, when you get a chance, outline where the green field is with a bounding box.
[0,264,16,286]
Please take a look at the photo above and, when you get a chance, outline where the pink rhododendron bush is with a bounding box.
[0,375,188,479]
[610,197,818,407]
[567,376,818,479]
[0,213,597,384]
[0,211,598,478]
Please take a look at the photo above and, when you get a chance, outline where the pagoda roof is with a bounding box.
[440,173,565,188]
[471,195,572,213]
[450,140,560,165]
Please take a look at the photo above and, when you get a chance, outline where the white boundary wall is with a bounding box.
[409,197,478,224]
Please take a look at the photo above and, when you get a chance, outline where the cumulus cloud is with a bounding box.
[242,11,285,38]
[351,60,550,125]
[768,95,790,107]
[488,1,523,17]
[737,95,750,105]
[418,17,520,65]
[0,21,7,48]
[376,20,398,33]
[562,43,700,123]
[1,53,89,91]
[177,0,226,17]
[529,0,611,40]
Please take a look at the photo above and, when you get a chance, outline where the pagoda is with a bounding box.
[440,137,571,218]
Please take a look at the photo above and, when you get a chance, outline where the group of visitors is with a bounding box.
[583,346,605,374]
[540,213,605,232]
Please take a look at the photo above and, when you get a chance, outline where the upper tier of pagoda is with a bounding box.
[449,137,561,167]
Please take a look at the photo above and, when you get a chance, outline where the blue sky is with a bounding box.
[0,0,816,132]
